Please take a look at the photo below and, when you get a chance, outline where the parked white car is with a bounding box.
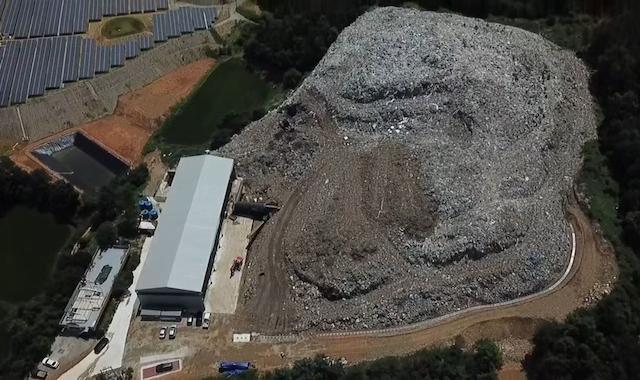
[41,357,59,369]
[168,325,177,339]
[159,326,167,339]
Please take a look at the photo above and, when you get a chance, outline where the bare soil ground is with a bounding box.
[123,204,617,379]
[237,141,437,333]
[142,150,168,196]
[11,58,214,171]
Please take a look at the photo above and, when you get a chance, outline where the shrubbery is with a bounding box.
[526,4,640,378]
[212,341,502,380]
[0,157,80,223]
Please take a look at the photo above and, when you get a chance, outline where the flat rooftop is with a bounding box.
[60,247,127,331]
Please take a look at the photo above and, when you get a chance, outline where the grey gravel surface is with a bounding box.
[221,7,596,331]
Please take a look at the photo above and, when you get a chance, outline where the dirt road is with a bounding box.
[238,160,330,333]
[124,204,616,379]
[306,206,613,360]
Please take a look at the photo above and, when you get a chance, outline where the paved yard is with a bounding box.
[204,216,253,314]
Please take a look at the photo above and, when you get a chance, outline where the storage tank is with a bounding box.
[138,199,147,210]
[141,209,150,220]
[148,209,159,220]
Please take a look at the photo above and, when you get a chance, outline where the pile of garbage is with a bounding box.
[221,7,596,331]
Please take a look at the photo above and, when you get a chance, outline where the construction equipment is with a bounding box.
[230,256,244,278]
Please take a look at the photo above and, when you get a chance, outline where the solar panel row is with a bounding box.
[79,38,97,79]
[139,34,153,50]
[152,6,217,43]
[0,41,19,106]
[124,38,140,59]
[0,0,7,24]
[28,38,49,96]
[0,0,86,37]
[0,34,153,107]
[95,45,110,73]
[110,43,125,66]
[0,0,169,37]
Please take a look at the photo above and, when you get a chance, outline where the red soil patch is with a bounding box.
[11,58,215,172]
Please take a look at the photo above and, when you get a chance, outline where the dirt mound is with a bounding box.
[286,143,436,301]
[223,7,595,332]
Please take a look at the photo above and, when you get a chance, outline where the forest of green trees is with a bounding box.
[242,0,633,84]
[213,341,502,380]
[526,4,640,379]
[241,0,640,378]
[0,157,80,223]
[0,159,148,379]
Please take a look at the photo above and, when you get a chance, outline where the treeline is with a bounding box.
[0,250,93,379]
[0,161,149,379]
[259,0,631,18]
[0,157,80,223]
[242,0,631,85]
[87,164,149,244]
[214,341,502,380]
[526,3,640,379]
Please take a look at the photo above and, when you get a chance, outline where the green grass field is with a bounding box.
[159,58,281,146]
[102,17,146,39]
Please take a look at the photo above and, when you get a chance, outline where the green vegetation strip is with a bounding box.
[102,16,146,39]
[146,58,282,163]
[160,58,280,145]
[0,206,71,303]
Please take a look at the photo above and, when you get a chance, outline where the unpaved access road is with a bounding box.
[238,160,332,333]
[126,203,616,379]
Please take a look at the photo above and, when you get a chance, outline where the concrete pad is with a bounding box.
[58,237,152,380]
[89,237,152,375]
[204,216,253,314]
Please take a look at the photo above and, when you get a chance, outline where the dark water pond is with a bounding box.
[35,133,128,194]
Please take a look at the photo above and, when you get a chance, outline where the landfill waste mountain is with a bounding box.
[221,7,596,331]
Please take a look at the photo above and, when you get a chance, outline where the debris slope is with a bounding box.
[222,7,595,331]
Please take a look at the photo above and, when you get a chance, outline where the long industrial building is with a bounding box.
[136,154,234,314]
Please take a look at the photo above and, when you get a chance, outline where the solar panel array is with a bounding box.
[0,0,170,38]
[0,34,155,106]
[0,1,217,107]
[152,6,216,42]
